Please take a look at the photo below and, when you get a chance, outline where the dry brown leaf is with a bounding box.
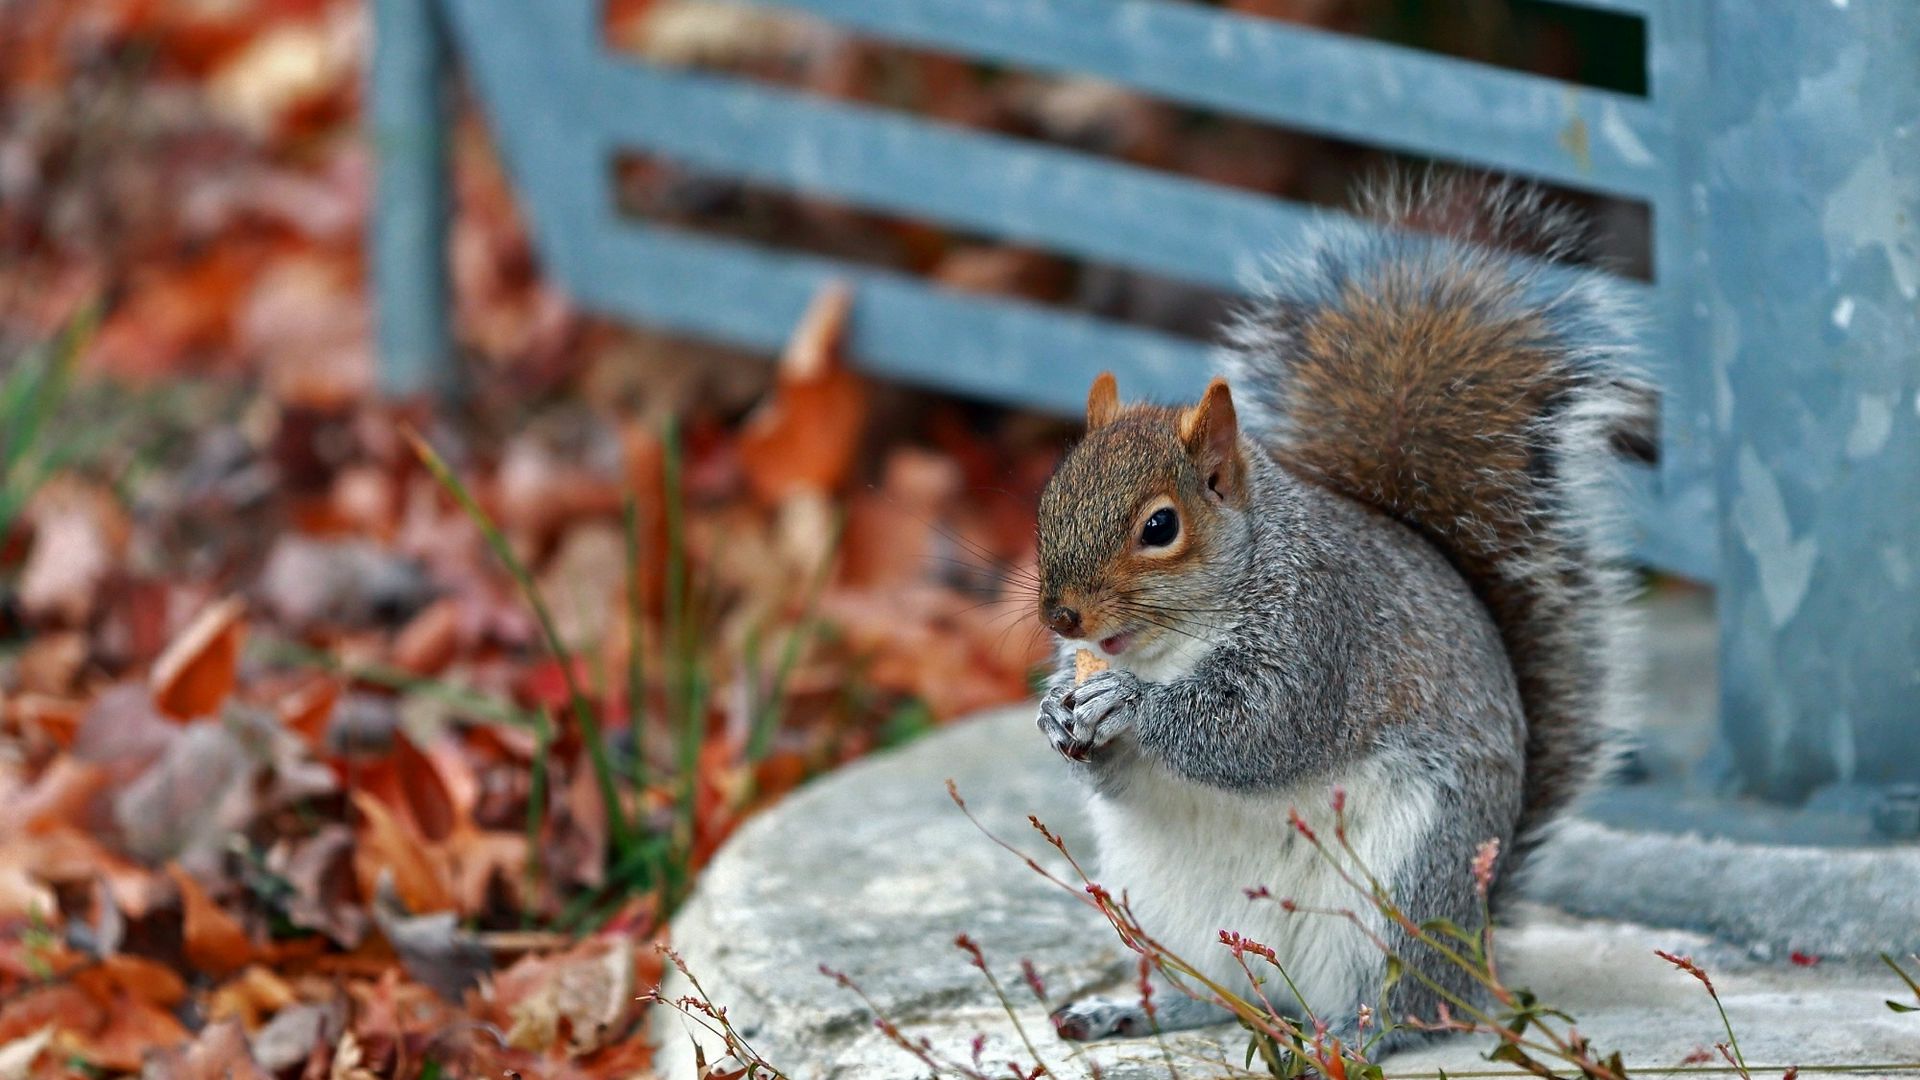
[17,480,127,627]
[150,596,247,721]
[0,984,100,1050]
[16,757,107,832]
[206,965,298,1028]
[141,1017,271,1080]
[69,992,190,1073]
[737,283,868,503]
[445,829,528,918]
[71,953,187,1010]
[350,791,453,915]
[497,939,634,1054]
[390,598,462,676]
[5,694,83,750]
[0,851,56,925]
[0,1025,54,1080]
[270,824,368,947]
[13,631,88,696]
[371,878,491,1002]
[168,863,256,977]
[277,676,339,750]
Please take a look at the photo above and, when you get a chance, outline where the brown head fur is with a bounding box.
[1037,375,1246,646]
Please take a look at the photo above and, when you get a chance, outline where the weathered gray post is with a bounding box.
[370,0,454,397]
[1699,1,1920,806]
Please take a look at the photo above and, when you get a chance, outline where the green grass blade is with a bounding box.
[404,426,634,861]
[624,495,649,791]
[660,417,708,903]
[747,512,842,762]
[1,308,95,543]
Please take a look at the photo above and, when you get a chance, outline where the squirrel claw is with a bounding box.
[1037,694,1081,761]
[1064,669,1139,753]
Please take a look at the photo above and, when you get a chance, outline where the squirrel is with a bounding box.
[1032,175,1647,1052]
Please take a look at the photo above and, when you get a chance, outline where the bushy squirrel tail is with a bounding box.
[1221,174,1648,879]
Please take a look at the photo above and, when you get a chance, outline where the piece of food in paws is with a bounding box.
[1074,648,1108,686]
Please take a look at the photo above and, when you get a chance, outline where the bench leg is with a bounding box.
[1701,1,1920,806]
[370,0,455,398]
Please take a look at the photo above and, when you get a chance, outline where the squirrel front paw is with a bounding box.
[1038,670,1140,761]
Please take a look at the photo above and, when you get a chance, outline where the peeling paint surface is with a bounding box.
[1700,4,1920,801]
[1600,100,1655,167]
[1824,144,1920,300]
[1730,445,1817,630]
[1844,395,1894,459]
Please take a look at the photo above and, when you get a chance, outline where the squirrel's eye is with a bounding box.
[1139,508,1180,548]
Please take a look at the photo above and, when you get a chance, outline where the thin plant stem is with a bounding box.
[747,510,842,762]
[624,495,649,791]
[404,426,634,859]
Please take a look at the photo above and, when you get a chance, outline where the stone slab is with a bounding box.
[656,707,1920,1078]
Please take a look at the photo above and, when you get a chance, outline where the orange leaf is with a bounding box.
[350,791,453,914]
[206,965,297,1027]
[17,757,108,832]
[150,596,247,721]
[167,864,256,977]
[0,983,100,1046]
[276,676,339,750]
[737,283,869,503]
[71,992,190,1073]
[391,598,462,676]
[71,954,188,1010]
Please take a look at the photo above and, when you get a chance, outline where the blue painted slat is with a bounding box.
[752,0,1672,200]
[575,211,1701,578]
[574,214,1215,414]
[585,60,1316,293]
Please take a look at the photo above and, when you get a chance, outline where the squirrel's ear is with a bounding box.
[1086,372,1121,430]
[1180,379,1245,503]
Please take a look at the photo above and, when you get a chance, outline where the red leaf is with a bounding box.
[150,596,247,721]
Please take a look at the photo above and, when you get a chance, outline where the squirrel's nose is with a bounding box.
[1045,605,1082,637]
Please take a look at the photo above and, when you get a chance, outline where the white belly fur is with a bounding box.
[1086,754,1437,1023]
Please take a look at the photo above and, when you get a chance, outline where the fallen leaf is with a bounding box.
[737,283,868,503]
[390,598,461,676]
[150,596,247,721]
[115,721,255,869]
[13,630,88,696]
[0,847,58,924]
[140,1017,271,1080]
[249,1001,342,1075]
[0,984,100,1047]
[269,825,368,947]
[350,791,452,915]
[276,676,339,750]
[16,756,108,832]
[371,877,490,1002]
[497,939,634,1054]
[17,480,127,627]
[71,953,187,1009]
[0,1026,54,1080]
[206,965,297,1028]
[4,694,84,750]
[257,537,433,629]
[168,863,256,977]
[70,991,190,1073]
